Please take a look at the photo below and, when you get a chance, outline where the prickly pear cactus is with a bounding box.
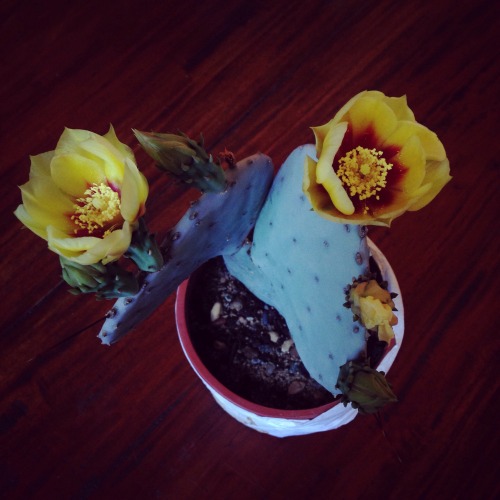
[225,145,369,394]
[98,153,273,345]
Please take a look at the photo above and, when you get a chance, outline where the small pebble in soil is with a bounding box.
[210,302,221,322]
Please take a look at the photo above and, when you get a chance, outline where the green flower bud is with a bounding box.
[133,130,227,193]
[60,256,139,299]
[61,258,106,291]
[336,360,397,415]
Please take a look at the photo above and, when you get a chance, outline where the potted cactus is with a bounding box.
[15,91,450,437]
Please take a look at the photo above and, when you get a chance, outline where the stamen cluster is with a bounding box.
[337,146,392,207]
[72,183,121,235]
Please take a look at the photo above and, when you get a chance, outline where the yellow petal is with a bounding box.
[383,95,415,121]
[57,128,95,149]
[78,136,125,177]
[19,183,74,232]
[20,153,75,214]
[120,158,148,222]
[335,90,373,120]
[371,191,415,223]
[378,321,395,343]
[47,226,100,254]
[311,124,331,157]
[14,205,48,239]
[47,223,132,265]
[395,135,426,193]
[104,125,134,162]
[15,151,75,237]
[384,121,446,161]
[347,95,398,143]
[304,155,334,210]
[315,122,354,215]
[359,296,394,329]
[311,91,368,155]
[85,128,138,188]
[83,223,132,265]
[408,158,452,211]
[28,151,54,179]
[362,280,393,304]
[50,154,106,197]
[99,224,133,264]
[56,127,126,185]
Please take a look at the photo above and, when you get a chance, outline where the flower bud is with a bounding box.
[336,360,397,414]
[134,130,227,192]
[60,256,139,299]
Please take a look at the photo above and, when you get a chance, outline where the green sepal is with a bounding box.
[60,256,140,299]
[125,218,164,272]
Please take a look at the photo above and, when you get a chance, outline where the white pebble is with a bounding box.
[268,331,279,343]
[281,339,294,353]
[230,300,243,311]
[210,302,222,321]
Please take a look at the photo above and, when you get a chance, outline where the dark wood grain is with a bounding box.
[1,0,498,498]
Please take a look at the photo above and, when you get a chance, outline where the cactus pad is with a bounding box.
[98,153,273,345]
[225,145,370,394]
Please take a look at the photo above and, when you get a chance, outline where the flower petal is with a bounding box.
[14,205,48,239]
[78,136,125,177]
[120,158,148,222]
[57,128,95,147]
[314,122,354,215]
[378,321,395,343]
[98,224,133,265]
[304,155,334,211]
[313,91,370,150]
[47,226,101,253]
[47,223,132,265]
[50,153,106,197]
[383,95,415,121]
[347,95,398,143]
[358,296,395,330]
[19,183,74,232]
[384,121,446,161]
[28,151,54,179]
[104,125,134,162]
[15,152,75,237]
[408,158,452,211]
[371,190,416,222]
[394,135,426,193]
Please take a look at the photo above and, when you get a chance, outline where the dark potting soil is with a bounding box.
[185,257,337,410]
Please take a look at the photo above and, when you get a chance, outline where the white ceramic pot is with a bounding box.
[175,239,404,438]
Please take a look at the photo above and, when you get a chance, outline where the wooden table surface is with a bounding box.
[1,0,498,498]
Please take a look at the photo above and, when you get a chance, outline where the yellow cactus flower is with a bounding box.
[14,127,149,265]
[349,279,398,343]
[304,90,451,226]
[356,296,396,331]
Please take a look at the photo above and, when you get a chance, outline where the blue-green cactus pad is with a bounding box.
[225,145,369,394]
[98,153,274,345]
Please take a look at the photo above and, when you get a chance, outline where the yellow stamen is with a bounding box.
[337,146,393,210]
[72,183,121,235]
